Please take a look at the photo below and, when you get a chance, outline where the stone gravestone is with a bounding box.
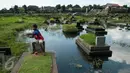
[0,47,11,69]
[0,51,5,68]
[96,36,105,47]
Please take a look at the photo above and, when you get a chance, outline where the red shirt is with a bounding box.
[33,29,44,40]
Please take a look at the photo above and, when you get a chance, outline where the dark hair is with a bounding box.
[33,24,37,28]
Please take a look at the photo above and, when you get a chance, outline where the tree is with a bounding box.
[22,5,28,13]
[14,5,19,14]
[28,5,40,13]
[56,4,61,10]
[88,5,93,12]
[40,6,44,13]
[123,5,128,8]
[128,7,130,13]
[66,4,73,9]
[61,5,66,12]
[72,4,81,12]
[9,8,14,13]
[82,6,87,12]
[73,4,81,8]
[93,4,98,9]
[0,8,8,13]
[19,7,25,13]
[56,4,61,12]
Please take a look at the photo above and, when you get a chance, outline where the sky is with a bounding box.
[0,0,130,9]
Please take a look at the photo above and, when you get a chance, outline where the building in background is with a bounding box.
[43,6,56,13]
[104,3,128,13]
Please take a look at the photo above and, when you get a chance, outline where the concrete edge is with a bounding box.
[76,37,112,56]
[48,52,58,73]
[11,52,29,73]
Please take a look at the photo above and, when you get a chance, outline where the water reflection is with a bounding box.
[106,27,130,65]
[63,32,80,39]
[77,45,109,73]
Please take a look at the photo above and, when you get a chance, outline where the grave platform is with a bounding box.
[76,38,112,57]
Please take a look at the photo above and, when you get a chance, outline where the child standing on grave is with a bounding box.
[27,24,45,55]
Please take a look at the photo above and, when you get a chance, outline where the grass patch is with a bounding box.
[80,33,96,45]
[62,24,78,33]
[87,25,104,29]
[75,16,93,22]
[19,53,52,73]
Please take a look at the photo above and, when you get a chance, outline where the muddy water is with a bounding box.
[18,26,130,73]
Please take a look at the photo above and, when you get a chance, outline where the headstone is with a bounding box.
[0,51,5,68]
[96,36,105,47]
[0,47,11,55]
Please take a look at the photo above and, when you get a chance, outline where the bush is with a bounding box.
[63,24,78,33]
[50,18,55,23]
[80,33,96,45]
[77,19,85,24]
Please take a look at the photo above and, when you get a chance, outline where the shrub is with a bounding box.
[77,19,85,24]
[80,33,96,45]
[63,24,78,33]
[50,18,55,23]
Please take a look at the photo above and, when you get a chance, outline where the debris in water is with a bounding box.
[75,64,83,68]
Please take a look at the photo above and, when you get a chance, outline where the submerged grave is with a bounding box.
[76,25,112,56]
[62,24,79,33]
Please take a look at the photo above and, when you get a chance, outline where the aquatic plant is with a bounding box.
[92,58,103,69]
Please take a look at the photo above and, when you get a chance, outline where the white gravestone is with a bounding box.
[96,36,105,47]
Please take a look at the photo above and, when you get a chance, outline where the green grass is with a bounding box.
[19,54,52,73]
[75,16,93,22]
[87,25,104,29]
[62,24,78,33]
[80,33,96,45]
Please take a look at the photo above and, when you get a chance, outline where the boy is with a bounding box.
[28,24,45,55]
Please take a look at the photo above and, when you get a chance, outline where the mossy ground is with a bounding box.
[80,33,96,45]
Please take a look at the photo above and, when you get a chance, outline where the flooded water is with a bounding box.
[18,25,130,73]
